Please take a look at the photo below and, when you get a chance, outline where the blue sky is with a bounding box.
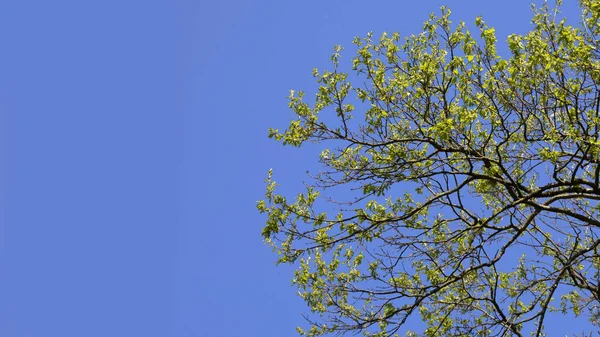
[0,1,585,337]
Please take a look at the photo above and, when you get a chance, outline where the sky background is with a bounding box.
[0,1,586,337]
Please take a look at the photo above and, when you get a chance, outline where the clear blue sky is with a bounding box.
[0,1,584,337]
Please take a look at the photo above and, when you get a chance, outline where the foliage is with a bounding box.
[258,1,600,336]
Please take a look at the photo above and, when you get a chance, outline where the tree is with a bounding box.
[257,1,600,336]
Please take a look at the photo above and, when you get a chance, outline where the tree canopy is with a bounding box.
[258,1,600,336]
